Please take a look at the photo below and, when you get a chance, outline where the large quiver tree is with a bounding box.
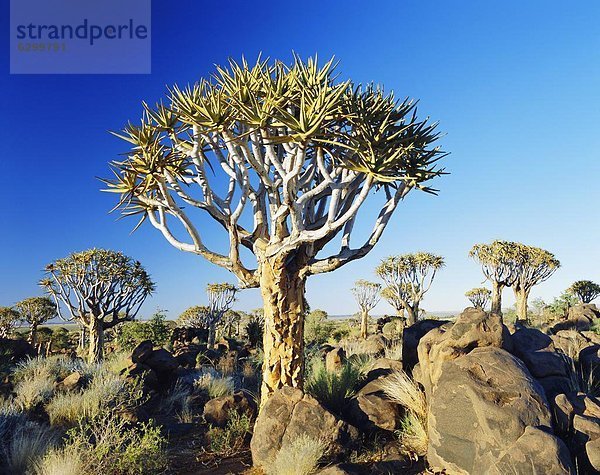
[469,240,519,316]
[569,280,600,304]
[14,297,57,345]
[41,249,155,362]
[104,56,445,402]
[352,280,381,339]
[375,252,444,326]
[512,244,560,323]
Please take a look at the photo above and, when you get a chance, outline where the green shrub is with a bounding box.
[206,410,252,456]
[116,311,171,351]
[304,310,332,346]
[305,358,363,413]
[38,414,167,475]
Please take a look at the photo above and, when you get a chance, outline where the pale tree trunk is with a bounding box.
[491,281,503,316]
[259,256,306,406]
[360,309,369,339]
[406,305,418,326]
[88,318,104,363]
[28,324,38,346]
[514,288,530,324]
[208,322,217,348]
[79,326,87,352]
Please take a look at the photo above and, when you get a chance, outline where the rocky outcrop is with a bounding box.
[251,387,359,469]
[552,392,600,472]
[346,393,399,432]
[402,319,447,373]
[511,327,571,399]
[415,308,511,395]
[550,304,600,333]
[427,346,571,474]
[325,347,346,372]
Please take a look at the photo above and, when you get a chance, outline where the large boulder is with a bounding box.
[144,348,179,374]
[511,327,571,399]
[131,340,154,364]
[416,308,511,395]
[346,392,400,432]
[401,319,447,373]
[251,387,359,469]
[325,347,346,373]
[427,346,571,474]
[203,390,256,427]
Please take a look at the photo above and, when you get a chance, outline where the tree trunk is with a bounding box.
[79,326,87,352]
[514,288,530,324]
[491,281,503,316]
[259,256,306,406]
[208,322,217,348]
[88,319,104,363]
[360,309,369,339]
[28,324,38,346]
[406,306,418,326]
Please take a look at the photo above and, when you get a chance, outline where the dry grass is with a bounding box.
[1,418,56,474]
[14,373,55,410]
[194,369,235,399]
[380,370,428,456]
[35,447,84,475]
[268,435,327,475]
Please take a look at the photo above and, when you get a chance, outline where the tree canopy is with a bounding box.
[0,307,21,338]
[465,287,491,310]
[14,296,57,344]
[569,280,600,304]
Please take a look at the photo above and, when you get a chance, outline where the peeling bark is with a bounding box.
[514,288,530,324]
[491,281,503,316]
[259,255,306,406]
[360,310,369,339]
[88,318,104,363]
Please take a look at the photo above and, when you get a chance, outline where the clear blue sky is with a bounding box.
[2,0,599,319]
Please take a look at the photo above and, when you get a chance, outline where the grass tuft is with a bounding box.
[268,434,326,475]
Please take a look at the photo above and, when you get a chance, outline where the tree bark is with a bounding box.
[406,305,418,326]
[491,281,503,316]
[28,324,38,346]
[259,256,306,406]
[207,322,217,348]
[360,309,369,339]
[514,288,530,324]
[88,318,104,363]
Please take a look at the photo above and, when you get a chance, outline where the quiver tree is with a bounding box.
[14,297,57,345]
[103,55,445,401]
[177,305,210,328]
[352,280,381,339]
[465,287,491,310]
[375,252,444,326]
[511,244,560,323]
[569,280,600,304]
[206,283,237,347]
[41,249,155,362]
[381,286,405,317]
[0,307,21,338]
[469,241,519,316]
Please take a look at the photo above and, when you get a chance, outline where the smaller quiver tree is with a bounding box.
[41,249,155,362]
[14,297,57,345]
[381,286,405,317]
[177,305,211,329]
[206,283,237,347]
[375,252,444,326]
[511,244,560,323]
[569,280,600,304]
[352,280,381,339]
[0,307,21,339]
[465,287,491,310]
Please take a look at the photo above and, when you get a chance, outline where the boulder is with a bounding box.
[551,330,598,358]
[123,362,159,389]
[57,371,83,391]
[251,387,359,469]
[173,344,203,368]
[202,390,256,427]
[360,334,388,355]
[511,327,571,399]
[416,308,511,395]
[586,438,600,471]
[346,393,399,432]
[402,319,447,373]
[325,347,346,372]
[131,340,154,364]
[0,338,35,364]
[550,304,600,332]
[427,346,571,474]
[144,348,179,374]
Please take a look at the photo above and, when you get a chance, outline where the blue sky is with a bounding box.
[1,0,599,319]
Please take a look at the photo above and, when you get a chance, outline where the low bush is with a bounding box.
[115,311,171,352]
[269,434,326,475]
[305,358,363,413]
[206,410,252,456]
[38,414,167,475]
